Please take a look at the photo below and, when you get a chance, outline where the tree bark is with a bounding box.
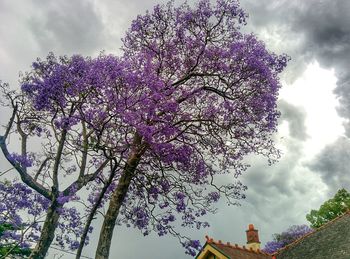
[75,170,116,259]
[29,201,61,259]
[94,153,142,259]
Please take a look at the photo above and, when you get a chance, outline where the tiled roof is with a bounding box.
[275,211,350,259]
[203,236,271,259]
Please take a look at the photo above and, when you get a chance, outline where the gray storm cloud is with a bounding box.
[243,101,309,212]
[307,136,350,193]
[28,0,106,55]
[243,0,350,134]
[278,100,308,141]
[242,0,350,202]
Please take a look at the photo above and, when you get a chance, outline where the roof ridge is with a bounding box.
[205,235,270,256]
[274,210,350,255]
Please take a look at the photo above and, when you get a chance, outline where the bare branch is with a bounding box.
[34,157,52,182]
[3,104,17,140]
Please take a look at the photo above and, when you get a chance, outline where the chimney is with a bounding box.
[246,224,261,251]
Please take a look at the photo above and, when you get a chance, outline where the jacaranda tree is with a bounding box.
[93,0,288,258]
[263,225,313,254]
[0,54,122,258]
[0,0,288,258]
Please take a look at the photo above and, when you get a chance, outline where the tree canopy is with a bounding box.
[0,0,288,258]
[306,188,350,229]
[95,0,288,257]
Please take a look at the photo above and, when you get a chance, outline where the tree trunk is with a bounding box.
[94,153,141,259]
[29,201,61,259]
[75,170,116,259]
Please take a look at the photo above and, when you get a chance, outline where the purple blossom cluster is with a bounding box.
[56,207,87,250]
[8,153,33,168]
[0,180,49,248]
[182,239,202,256]
[57,183,79,205]
[263,225,313,254]
[0,180,88,251]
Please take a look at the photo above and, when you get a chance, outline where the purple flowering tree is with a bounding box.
[0,180,43,257]
[92,0,288,258]
[0,180,86,257]
[0,0,288,258]
[0,54,123,258]
[263,225,313,254]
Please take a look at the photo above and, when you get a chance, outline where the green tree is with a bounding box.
[306,188,350,228]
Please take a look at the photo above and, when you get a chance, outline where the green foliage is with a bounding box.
[0,245,31,257]
[306,188,350,228]
[0,223,31,257]
[0,223,14,236]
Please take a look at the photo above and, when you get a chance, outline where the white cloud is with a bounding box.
[280,62,345,158]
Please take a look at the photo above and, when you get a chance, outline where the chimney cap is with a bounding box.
[246,224,261,245]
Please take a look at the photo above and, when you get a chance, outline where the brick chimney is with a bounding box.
[246,224,261,251]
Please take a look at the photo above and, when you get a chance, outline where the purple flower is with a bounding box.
[263,225,313,253]
[8,153,33,168]
[208,192,220,202]
[182,239,202,256]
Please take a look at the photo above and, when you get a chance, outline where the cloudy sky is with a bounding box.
[1,0,350,258]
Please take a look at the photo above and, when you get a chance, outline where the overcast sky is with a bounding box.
[1,0,350,258]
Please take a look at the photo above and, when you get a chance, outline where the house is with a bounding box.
[196,224,271,259]
[275,211,350,258]
[196,211,350,259]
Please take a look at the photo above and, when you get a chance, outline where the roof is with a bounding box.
[276,211,350,259]
[196,236,271,259]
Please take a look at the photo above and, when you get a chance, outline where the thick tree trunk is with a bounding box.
[29,201,61,259]
[94,153,141,259]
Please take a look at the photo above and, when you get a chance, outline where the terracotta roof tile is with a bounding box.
[204,235,271,259]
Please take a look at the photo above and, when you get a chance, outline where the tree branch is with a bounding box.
[52,128,68,191]
[0,136,51,199]
[34,157,52,182]
[3,103,17,140]
[62,159,109,195]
